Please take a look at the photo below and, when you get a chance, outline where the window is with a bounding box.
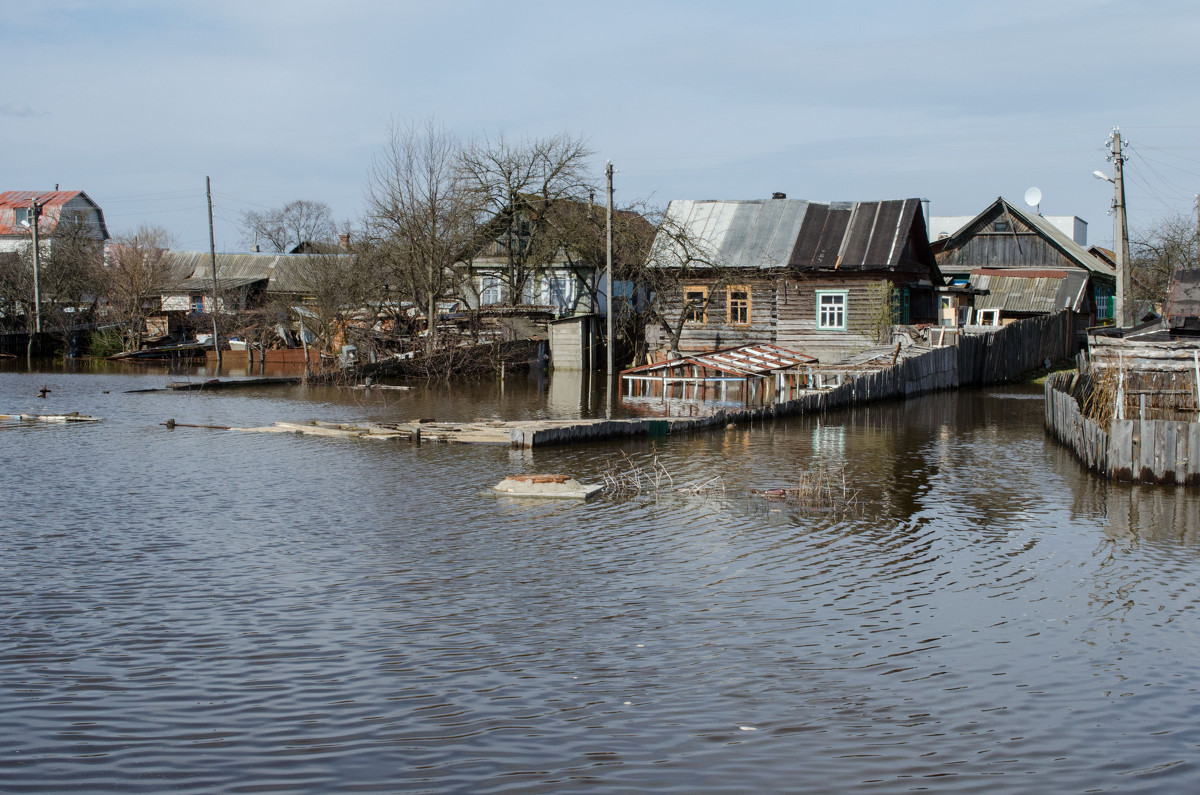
[816,290,847,330]
[994,221,1009,232]
[891,286,911,325]
[977,308,1000,326]
[727,285,751,325]
[548,275,575,314]
[1094,285,1113,321]
[13,207,29,227]
[480,276,502,306]
[683,286,708,324]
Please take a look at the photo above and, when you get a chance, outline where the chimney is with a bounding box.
[338,233,350,250]
[250,243,260,252]
[772,192,786,200]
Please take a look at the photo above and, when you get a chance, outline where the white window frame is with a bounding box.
[976,308,1000,326]
[480,275,502,306]
[816,290,848,331]
[548,275,575,314]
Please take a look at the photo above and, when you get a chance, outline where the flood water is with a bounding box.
[2,362,1200,793]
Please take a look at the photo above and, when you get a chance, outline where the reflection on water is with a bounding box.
[3,364,1200,792]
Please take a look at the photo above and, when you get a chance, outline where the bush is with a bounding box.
[89,327,125,357]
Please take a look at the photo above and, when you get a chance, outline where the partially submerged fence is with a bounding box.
[514,314,1074,448]
[1045,370,1200,485]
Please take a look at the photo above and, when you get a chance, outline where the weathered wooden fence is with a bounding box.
[957,311,1073,386]
[515,314,1073,447]
[1044,371,1200,485]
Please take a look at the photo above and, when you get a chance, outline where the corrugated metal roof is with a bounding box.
[159,251,355,294]
[971,268,1089,313]
[651,198,931,273]
[0,190,84,209]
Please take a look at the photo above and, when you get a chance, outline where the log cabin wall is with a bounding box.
[672,278,777,352]
[777,274,906,363]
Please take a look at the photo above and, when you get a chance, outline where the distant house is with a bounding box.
[1164,267,1200,336]
[0,190,109,253]
[646,196,940,363]
[461,197,653,318]
[931,198,1115,329]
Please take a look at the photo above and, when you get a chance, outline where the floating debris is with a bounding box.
[493,474,602,500]
[0,412,101,423]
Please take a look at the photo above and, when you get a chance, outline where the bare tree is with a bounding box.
[241,199,338,252]
[1132,211,1198,305]
[40,212,105,347]
[365,118,479,354]
[274,248,372,354]
[101,226,174,352]
[0,251,33,333]
[457,132,594,304]
[630,209,738,356]
[0,212,104,349]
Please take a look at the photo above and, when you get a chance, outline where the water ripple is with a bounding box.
[4,373,1200,791]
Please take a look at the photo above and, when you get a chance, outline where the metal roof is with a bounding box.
[971,268,1090,314]
[159,251,354,294]
[652,198,931,276]
[621,343,817,379]
[650,198,933,273]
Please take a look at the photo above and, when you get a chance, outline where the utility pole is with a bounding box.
[605,162,614,380]
[1110,128,1132,329]
[206,177,222,365]
[29,197,42,335]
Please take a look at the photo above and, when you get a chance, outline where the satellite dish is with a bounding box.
[1024,187,1042,208]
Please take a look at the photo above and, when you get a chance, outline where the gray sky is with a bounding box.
[3,0,1198,251]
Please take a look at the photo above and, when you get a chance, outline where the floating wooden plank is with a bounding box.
[167,377,302,391]
[0,412,102,423]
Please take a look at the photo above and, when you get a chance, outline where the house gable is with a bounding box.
[936,197,1113,284]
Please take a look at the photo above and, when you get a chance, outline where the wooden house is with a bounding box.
[461,196,653,319]
[0,190,110,253]
[932,198,1116,329]
[646,196,939,363]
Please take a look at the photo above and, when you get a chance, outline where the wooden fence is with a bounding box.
[515,313,1075,448]
[1045,371,1200,485]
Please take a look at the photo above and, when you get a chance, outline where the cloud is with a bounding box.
[0,101,47,118]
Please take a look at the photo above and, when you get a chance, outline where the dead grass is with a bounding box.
[752,465,863,517]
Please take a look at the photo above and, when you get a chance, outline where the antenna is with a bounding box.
[1024,187,1042,215]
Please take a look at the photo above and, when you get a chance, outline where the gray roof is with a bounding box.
[161,251,354,294]
[651,198,933,273]
[972,269,1090,314]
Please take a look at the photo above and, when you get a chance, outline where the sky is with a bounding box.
[3,0,1199,252]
